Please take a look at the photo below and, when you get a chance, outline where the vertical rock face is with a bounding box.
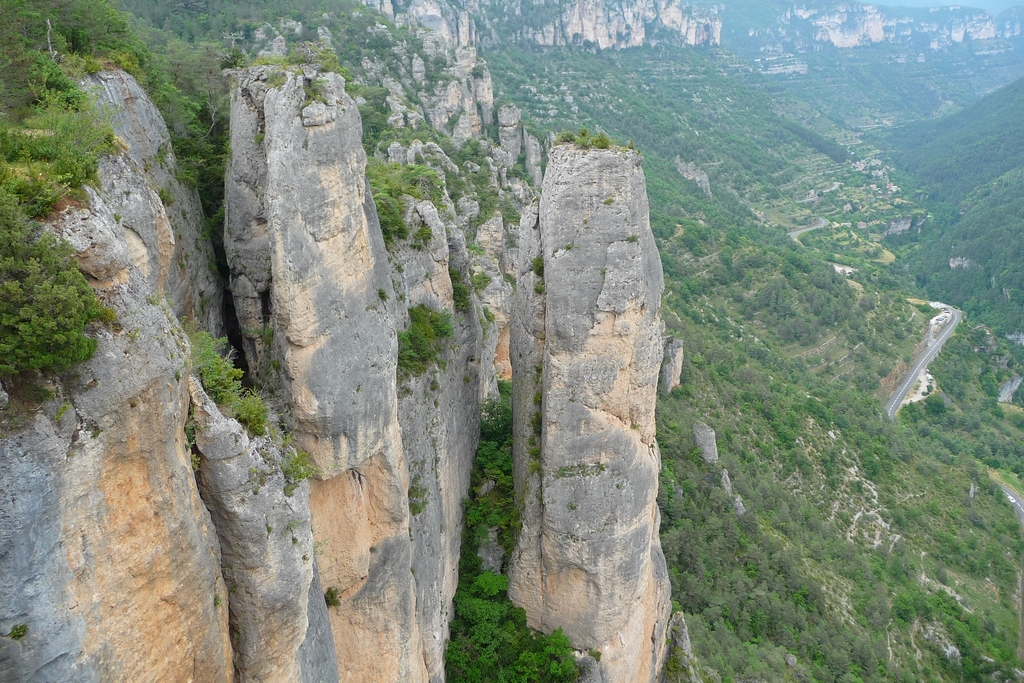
[225,67,402,479]
[0,229,232,681]
[661,337,685,394]
[188,379,334,683]
[661,613,704,683]
[693,422,718,463]
[83,69,224,334]
[508,144,671,682]
[1,72,237,681]
[224,66,426,683]
[498,104,523,162]
[392,200,485,683]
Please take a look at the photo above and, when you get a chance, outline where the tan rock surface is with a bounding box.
[508,145,670,682]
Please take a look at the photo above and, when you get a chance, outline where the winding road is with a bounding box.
[788,217,828,241]
[884,308,961,421]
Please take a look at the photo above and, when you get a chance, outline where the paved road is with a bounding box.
[788,217,827,242]
[884,308,961,420]
[997,483,1024,660]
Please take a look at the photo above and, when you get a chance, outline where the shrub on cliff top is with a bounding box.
[0,189,102,376]
[553,128,615,150]
[366,158,446,246]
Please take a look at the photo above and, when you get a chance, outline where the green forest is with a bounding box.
[884,76,1024,336]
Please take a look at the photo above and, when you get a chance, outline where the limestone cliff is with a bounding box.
[0,68,346,683]
[502,0,721,49]
[394,205,485,682]
[379,0,720,50]
[82,69,224,334]
[0,122,233,681]
[508,144,671,681]
[0,70,233,681]
[224,65,427,683]
[188,379,336,683]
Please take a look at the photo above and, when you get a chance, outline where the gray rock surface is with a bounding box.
[661,613,704,683]
[733,496,747,517]
[393,208,484,683]
[83,69,223,334]
[297,559,340,683]
[225,65,425,683]
[661,337,685,394]
[675,158,711,198]
[720,468,746,516]
[478,528,505,574]
[1,72,238,681]
[51,188,131,280]
[188,378,320,682]
[576,653,606,683]
[0,270,232,682]
[498,103,522,162]
[508,145,670,682]
[693,422,718,463]
[999,375,1022,403]
[721,469,733,497]
[524,132,544,186]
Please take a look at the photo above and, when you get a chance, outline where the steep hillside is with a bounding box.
[886,75,1024,335]
[890,75,1024,204]
[720,1,1024,129]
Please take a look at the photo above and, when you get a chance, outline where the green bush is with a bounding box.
[450,267,471,312]
[187,326,269,436]
[397,304,454,377]
[188,328,243,405]
[0,189,101,376]
[233,389,268,436]
[366,159,446,246]
[282,448,319,495]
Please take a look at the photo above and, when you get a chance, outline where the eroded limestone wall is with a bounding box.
[224,65,426,683]
[508,144,671,682]
[0,162,232,683]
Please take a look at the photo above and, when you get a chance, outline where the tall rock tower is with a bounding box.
[224,66,426,682]
[508,144,671,681]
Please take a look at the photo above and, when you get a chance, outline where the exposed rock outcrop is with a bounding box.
[720,469,745,517]
[661,337,685,394]
[674,158,711,198]
[83,69,224,334]
[498,0,721,49]
[1,72,236,681]
[1,215,232,683]
[393,201,485,683]
[224,65,426,683]
[508,144,670,682]
[499,103,523,162]
[693,422,718,463]
[188,379,334,683]
[661,613,704,683]
[999,375,1022,403]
